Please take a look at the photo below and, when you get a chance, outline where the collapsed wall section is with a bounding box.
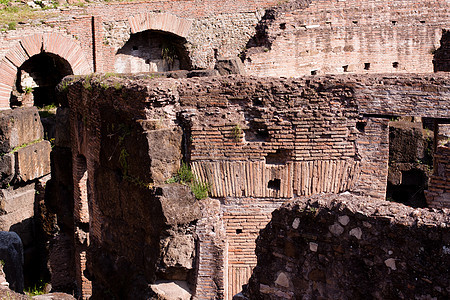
[243,193,450,299]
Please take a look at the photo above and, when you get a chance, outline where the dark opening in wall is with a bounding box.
[386,120,433,208]
[364,63,371,70]
[391,20,397,25]
[352,20,358,24]
[280,23,286,30]
[356,121,367,133]
[311,70,317,75]
[236,229,243,234]
[115,30,192,73]
[342,65,349,72]
[268,179,281,191]
[14,53,73,108]
[245,121,270,142]
[420,20,426,24]
[265,149,292,165]
[393,62,399,68]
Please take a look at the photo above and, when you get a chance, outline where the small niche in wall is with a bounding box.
[356,121,367,133]
[392,62,399,68]
[391,20,397,25]
[268,179,281,191]
[352,20,358,24]
[236,229,243,234]
[280,23,286,30]
[265,149,292,165]
[342,65,349,72]
[420,20,426,24]
[311,70,318,75]
[245,120,270,142]
[364,63,371,70]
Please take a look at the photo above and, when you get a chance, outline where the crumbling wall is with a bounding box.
[62,72,449,299]
[1,0,449,108]
[242,193,450,299]
[426,144,450,208]
[434,29,450,72]
[243,0,448,76]
[0,107,51,288]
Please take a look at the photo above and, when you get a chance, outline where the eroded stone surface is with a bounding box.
[244,193,450,299]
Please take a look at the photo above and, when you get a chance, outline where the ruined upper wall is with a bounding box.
[243,0,449,76]
[0,0,448,108]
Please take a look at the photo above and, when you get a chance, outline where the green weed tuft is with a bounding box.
[166,162,210,199]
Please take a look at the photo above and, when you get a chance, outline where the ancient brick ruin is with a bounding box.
[0,0,448,299]
[243,193,450,299]
[47,72,447,299]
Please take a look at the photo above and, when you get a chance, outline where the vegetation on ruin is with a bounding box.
[0,1,59,30]
[232,124,243,142]
[166,162,210,199]
[24,279,48,296]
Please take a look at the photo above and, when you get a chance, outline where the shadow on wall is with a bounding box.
[433,29,450,72]
[115,30,192,73]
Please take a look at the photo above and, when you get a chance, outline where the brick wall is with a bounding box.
[63,72,449,299]
[1,0,448,108]
[426,145,450,208]
[243,0,449,77]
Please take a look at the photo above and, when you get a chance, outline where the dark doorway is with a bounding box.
[15,53,73,108]
[115,30,192,73]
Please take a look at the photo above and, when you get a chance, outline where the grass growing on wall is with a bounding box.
[166,162,210,199]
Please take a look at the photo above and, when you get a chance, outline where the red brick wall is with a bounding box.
[426,145,450,208]
[244,0,449,76]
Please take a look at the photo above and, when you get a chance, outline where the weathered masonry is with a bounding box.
[0,0,449,108]
[56,73,449,299]
[244,193,450,299]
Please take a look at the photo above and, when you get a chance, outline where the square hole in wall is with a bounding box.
[364,63,371,70]
[342,65,349,72]
[311,70,317,75]
[392,62,399,68]
[236,229,243,234]
[391,20,397,25]
[268,179,281,191]
[280,23,286,30]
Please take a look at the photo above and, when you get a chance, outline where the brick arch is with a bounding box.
[128,12,192,38]
[0,32,92,109]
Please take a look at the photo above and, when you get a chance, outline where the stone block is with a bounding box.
[146,127,182,184]
[150,280,191,300]
[0,185,35,247]
[55,107,71,148]
[0,184,35,216]
[155,184,201,226]
[214,57,246,75]
[0,153,14,188]
[14,140,51,182]
[0,107,43,154]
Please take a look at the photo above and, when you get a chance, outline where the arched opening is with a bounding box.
[115,30,192,73]
[13,52,73,108]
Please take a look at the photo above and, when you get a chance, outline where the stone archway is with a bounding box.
[114,13,193,74]
[128,12,192,38]
[0,33,92,109]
